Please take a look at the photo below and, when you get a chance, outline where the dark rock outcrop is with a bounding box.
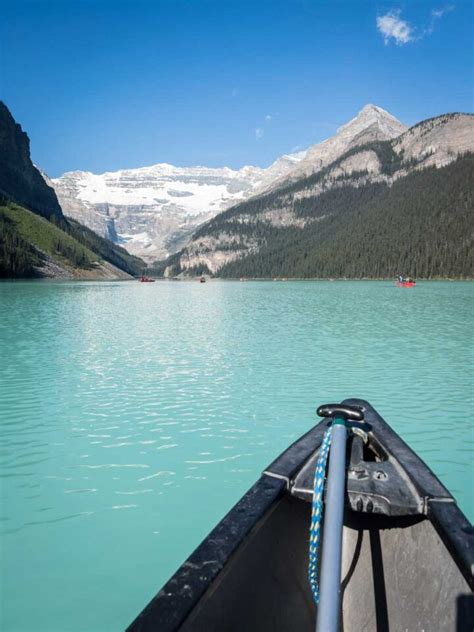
[0,101,63,220]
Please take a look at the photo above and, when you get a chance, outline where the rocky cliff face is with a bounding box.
[164,112,473,276]
[0,101,63,220]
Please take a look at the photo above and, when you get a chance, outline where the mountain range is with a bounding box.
[50,105,407,262]
[1,101,472,279]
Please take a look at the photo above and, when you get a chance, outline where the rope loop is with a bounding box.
[308,426,332,604]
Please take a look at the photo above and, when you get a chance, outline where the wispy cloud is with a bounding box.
[265,114,273,122]
[377,6,455,45]
[255,128,264,140]
[376,10,414,45]
[231,88,239,98]
[426,5,455,34]
[431,5,454,19]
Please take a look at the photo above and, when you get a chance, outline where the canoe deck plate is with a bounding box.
[291,432,424,516]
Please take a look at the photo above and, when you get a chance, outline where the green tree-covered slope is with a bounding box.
[0,202,97,277]
[217,155,473,279]
[0,202,144,278]
[161,152,473,279]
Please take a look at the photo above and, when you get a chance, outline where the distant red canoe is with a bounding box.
[396,281,416,287]
[139,276,155,283]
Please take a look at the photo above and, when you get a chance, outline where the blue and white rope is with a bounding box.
[308,427,332,604]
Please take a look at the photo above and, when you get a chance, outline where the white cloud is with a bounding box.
[376,10,414,45]
[377,6,455,44]
[265,114,272,122]
[255,128,264,139]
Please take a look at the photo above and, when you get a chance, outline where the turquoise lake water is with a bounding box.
[0,280,473,631]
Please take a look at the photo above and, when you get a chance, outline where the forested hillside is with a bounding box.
[219,155,473,278]
[160,153,473,279]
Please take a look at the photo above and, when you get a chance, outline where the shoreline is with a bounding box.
[2,276,472,283]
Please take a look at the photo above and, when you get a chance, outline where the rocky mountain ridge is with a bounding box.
[268,104,407,187]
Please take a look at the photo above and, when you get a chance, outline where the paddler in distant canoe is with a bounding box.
[396,275,416,286]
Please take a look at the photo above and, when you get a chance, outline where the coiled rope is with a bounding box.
[308,427,333,604]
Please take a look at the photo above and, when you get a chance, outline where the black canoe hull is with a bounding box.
[128,399,473,631]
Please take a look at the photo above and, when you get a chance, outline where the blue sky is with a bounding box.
[0,0,472,177]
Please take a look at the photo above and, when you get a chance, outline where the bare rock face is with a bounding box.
[172,233,260,275]
[330,150,381,179]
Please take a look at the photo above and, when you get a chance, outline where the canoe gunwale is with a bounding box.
[428,499,474,590]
